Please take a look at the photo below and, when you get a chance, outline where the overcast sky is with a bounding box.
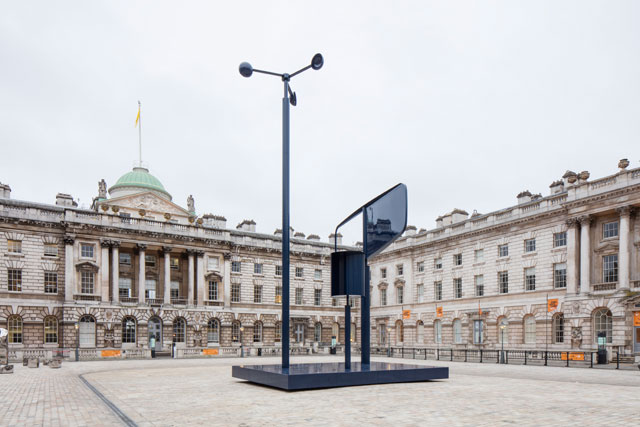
[1,1,639,245]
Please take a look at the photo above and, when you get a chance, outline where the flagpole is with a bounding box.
[138,100,142,167]
[546,293,548,355]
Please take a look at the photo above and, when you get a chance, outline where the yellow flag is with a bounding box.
[135,105,140,127]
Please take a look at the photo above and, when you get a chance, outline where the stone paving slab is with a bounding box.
[1,356,638,426]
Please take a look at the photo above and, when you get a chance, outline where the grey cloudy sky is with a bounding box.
[1,1,639,245]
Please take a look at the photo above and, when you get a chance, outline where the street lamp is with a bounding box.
[387,325,392,357]
[74,322,79,362]
[499,323,506,364]
[239,53,323,370]
[240,326,244,358]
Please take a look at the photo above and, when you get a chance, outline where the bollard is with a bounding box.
[544,351,548,366]
[566,352,569,367]
[616,351,620,370]
[464,350,467,362]
[437,348,440,361]
[450,349,453,361]
[524,351,527,366]
[480,349,483,364]
[590,352,593,368]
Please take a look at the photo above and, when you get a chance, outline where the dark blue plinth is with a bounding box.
[232,362,448,390]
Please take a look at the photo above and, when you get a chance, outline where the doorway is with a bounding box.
[634,326,640,353]
[148,317,163,352]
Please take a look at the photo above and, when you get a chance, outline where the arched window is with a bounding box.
[253,321,263,343]
[314,322,322,342]
[498,317,509,345]
[395,320,404,344]
[8,315,22,344]
[122,316,136,344]
[434,320,442,344]
[524,316,536,344]
[553,313,564,344]
[416,321,424,344]
[274,321,282,343]
[79,315,96,348]
[207,318,220,343]
[453,319,462,344]
[351,322,356,343]
[231,321,241,343]
[332,322,340,343]
[44,316,58,344]
[593,308,612,344]
[173,317,186,343]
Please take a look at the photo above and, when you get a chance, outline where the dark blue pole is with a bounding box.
[282,78,290,370]
[345,299,351,370]
[361,207,370,366]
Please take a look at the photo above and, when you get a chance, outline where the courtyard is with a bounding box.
[1,355,638,426]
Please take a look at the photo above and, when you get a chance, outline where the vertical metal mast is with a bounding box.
[282,76,291,370]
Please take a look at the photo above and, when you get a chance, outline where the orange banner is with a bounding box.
[402,310,411,319]
[634,312,640,327]
[202,348,219,356]
[101,350,121,358]
[436,307,443,317]
[547,299,559,312]
[561,352,585,361]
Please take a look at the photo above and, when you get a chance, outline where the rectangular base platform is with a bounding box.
[232,362,448,391]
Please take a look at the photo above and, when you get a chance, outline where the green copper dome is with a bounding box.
[108,167,172,199]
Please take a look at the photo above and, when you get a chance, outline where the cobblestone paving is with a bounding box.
[2,356,638,426]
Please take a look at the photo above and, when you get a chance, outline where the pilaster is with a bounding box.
[137,243,147,304]
[111,241,120,303]
[578,215,592,294]
[565,218,579,295]
[617,206,633,290]
[196,250,205,306]
[63,235,75,302]
[162,246,172,304]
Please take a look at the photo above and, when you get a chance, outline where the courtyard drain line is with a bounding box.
[79,374,138,427]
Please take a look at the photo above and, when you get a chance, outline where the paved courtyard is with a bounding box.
[1,355,638,426]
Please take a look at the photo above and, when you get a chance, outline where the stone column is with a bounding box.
[617,206,632,290]
[162,247,172,304]
[137,243,147,304]
[100,240,111,302]
[565,218,579,294]
[196,251,205,306]
[578,216,592,294]
[63,235,75,302]
[187,250,195,305]
[223,253,231,307]
[111,241,120,303]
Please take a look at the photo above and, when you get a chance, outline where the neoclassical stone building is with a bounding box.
[0,166,352,360]
[369,160,640,361]
[1,160,639,362]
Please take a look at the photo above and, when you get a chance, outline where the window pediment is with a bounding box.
[75,261,99,272]
[378,281,388,290]
[394,278,405,287]
[594,240,619,254]
[205,272,222,281]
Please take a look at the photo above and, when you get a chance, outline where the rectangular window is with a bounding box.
[434,257,442,270]
[416,284,424,303]
[314,288,322,306]
[145,279,156,299]
[231,261,241,273]
[170,257,180,270]
[119,278,131,298]
[295,267,304,278]
[474,249,484,263]
[253,285,262,303]
[603,254,618,283]
[295,288,304,305]
[396,264,404,276]
[499,271,509,294]
[434,281,442,301]
[314,269,322,280]
[473,320,483,344]
[380,268,387,279]
[275,265,282,276]
[119,253,131,265]
[207,257,219,270]
[231,283,241,302]
[525,239,536,253]
[170,280,180,299]
[498,244,509,258]
[44,243,58,257]
[603,221,619,239]
[396,287,404,304]
[80,243,94,258]
[7,240,22,254]
[454,254,462,266]
[81,271,94,294]
[145,255,156,267]
[553,232,567,248]
[417,261,425,273]
[474,275,484,297]
[208,281,218,300]
[44,272,58,293]
[554,263,567,289]
[454,278,462,299]
[380,289,387,306]
[275,285,282,304]
[7,268,22,292]
[525,267,536,291]
[254,263,263,275]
